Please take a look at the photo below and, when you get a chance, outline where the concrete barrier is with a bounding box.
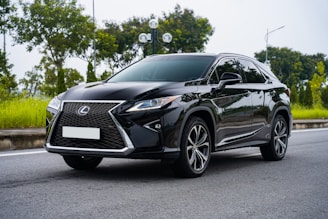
[1,120,328,151]
[293,119,328,129]
[0,128,45,151]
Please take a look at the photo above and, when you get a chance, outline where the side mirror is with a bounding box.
[217,72,242,89]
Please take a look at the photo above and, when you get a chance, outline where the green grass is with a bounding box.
[0,97,50,129]
[0,98,327,129]
[291,104,328,120]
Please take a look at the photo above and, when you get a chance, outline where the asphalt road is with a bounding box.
[0,129,328,219]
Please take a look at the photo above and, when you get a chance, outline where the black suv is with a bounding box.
[45,53,292,177]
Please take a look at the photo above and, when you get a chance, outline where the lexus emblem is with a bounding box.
[77,106,90,116]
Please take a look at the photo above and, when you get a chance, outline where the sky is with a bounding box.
[4,0,328,81]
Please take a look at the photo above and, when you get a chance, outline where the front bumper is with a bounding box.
[45,100,180,159]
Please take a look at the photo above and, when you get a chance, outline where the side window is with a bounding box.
[209,58,245,84]
[239,59,266,83]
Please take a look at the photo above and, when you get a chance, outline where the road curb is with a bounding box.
[1,120,328,151]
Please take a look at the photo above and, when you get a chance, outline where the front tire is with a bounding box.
[172,117,211,178]
[63,155,103,170]
[260,115,288,161]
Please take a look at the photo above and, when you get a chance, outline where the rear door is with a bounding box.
[238,58,268,131]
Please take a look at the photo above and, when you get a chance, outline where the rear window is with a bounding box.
[108,55,215,82]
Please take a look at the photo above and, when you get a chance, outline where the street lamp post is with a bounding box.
[265,25,285,65]
[138,19,172,54]
[92,0,96,74]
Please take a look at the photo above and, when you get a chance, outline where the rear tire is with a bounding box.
[260,115,288,161]
[172,117,211,178]
[63,155,103,170]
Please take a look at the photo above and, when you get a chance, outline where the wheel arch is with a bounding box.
[177,106,216,151]
[271,106,292,136]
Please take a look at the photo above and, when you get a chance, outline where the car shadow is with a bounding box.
[61,149,266,181]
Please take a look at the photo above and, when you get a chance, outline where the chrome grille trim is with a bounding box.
[46,100,135,155]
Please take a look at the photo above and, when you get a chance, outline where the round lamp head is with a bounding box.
[149,19,158,29]
[162,33,173,43]
[138,33,148,43]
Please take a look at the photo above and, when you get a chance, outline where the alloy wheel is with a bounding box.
[186,124,210,172]
[273,119,288,157]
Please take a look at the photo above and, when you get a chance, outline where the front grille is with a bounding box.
[50,102,125,150]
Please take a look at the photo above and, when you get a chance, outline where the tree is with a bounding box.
[103,4,214,69]
[255,47,302,87]
[322,86,328,109]
[19,66,43,97]
[0,0,16,52]
[12,0,95,94]
[0,49,17,99]
[38,57,57,97]
[93,29,118,70]
[160,4,214,53]
[64,68,84,88]
[104,17,147,70]
[86,61,97,82]
[299,83,305,106]
[290,85,298,104]
[309,61,326,107]
[100,70,112,80]
[304,82,313,108]
[255,47,327,88]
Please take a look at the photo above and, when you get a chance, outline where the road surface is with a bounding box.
[0,128,328,218]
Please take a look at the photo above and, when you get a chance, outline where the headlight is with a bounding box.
[47,94,63,111]
[127,96,180,112]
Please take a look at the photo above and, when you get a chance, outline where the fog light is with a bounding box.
[144,120,162,132]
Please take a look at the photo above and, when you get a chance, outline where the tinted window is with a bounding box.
[209,58,245,84]
[256,64,279,81]
[108,55,215,82]
[239,59,266,83]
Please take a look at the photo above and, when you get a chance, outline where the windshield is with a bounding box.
[108,55,215,82]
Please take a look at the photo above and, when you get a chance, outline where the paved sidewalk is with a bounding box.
[1,120,328,151]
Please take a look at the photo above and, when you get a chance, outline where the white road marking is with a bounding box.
[0,150,47,158]
[292,128,328,133]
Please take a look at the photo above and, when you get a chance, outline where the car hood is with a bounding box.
[62,81,196,101]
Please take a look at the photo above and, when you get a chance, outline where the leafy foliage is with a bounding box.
[19,66,43,97]
[310,61,326,106]
[255,47,328,87]
[12,0,94,94]
[0,0,16,53]
[0,0,16,31]
[103,4,214,70]
[64,68,84,88]
[321,86,328,109]
[304,82,313,108]
[160,5,214,53]
[298,83,305,106]
[290,85,298,103]
[0,49,17,99]
[86,61,97,83]
[104,17,149,70]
